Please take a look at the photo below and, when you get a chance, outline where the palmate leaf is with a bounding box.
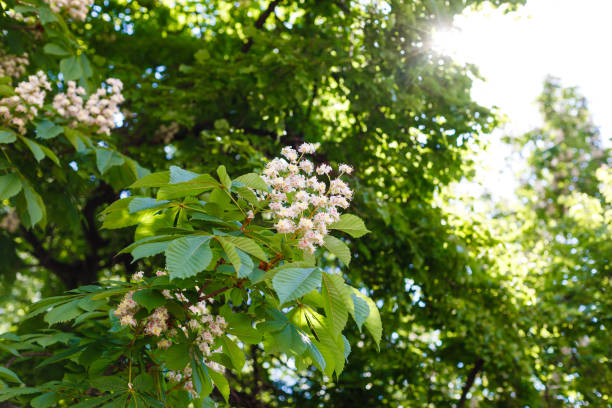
[303,307,345,377]
[320,273,350,338]
[234,173,269,191]
[95,148,125,174]
[323,235,351,265]
[329,214,370,238]
[0,367,23,384]
[216,165,232,189]
[350,292,370,332]
[272,267,322,305]
[207,367,229,403]
[218,238,254,278]
[351,288,382,349]
[157,174,218,200]
[221,335,245,371]
[0,173,22,200]
[220,236,267,261]
[165,235,213,279]
[129,170,170,188]
[44,299,82,325]
[170,165,200,183]
[0,128,17,143]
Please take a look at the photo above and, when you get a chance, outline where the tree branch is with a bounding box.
[241,0,283,53]
[458,358,484,408]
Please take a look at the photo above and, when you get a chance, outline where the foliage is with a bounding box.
[6,0,609,407]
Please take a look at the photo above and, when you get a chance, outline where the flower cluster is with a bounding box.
[113,291,139,327]
[0,71,51,134]
[259,143,354,253]
[165,300,227,396]
[0,51,29,79]
[114,270,228,396]
[0,72,124,136]
[46,0,89,21]
[53,78,124,135]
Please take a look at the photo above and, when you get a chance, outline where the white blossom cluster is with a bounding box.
[258,143,354,253]
[116,270,227,396]
[53,78,124,135]
[0,71,51,134]
[0,51,29,78]
[0,72,124,136]
[46,0,89,21]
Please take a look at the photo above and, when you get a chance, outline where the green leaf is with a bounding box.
[19,181,46,228]
[63,127,90,152]
[78,296,106,311]
[208,368,229,402]
[329,214,370,238]
[132,289,166,311]
[323,235,351,265]
[234,173,269,191]
[157,174,218,200]
[128,197,169,213]
[303,308,345,377]
[306,341,326,372]
[44,300,81,325]
[43,43,70,56]
[78,54,93,78]
[0,366,22,384]
[352,289,382,349]
[39,145,60,166]
[20,136,45,161]
[218,237,254,278]
[221,335,245,371]
[95,148,125,174]
[170,165,200,183]
[0,129,17,143]
[133,373,155,394]
[129,170,170,188]
[217,165,232,189]
[60,56,83,81]
[191,357,213,397]
[162,343,190,370]
[0,173,22,200]
[272,267,322,304]
[222,312,261,344]
[165,235,213,279]
[220,236,268,261]
[31,392,60,408]
[36,120,64,140]
[91,376,128,392]
[350,292,369,332]
[131,240,171,262]
[73,397,114,408]
[38,7,58,24]
[320,273,349,338]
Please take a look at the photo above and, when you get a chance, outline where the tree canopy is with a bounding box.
[1,0,610,407]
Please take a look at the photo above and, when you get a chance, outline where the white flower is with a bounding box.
[339,164,353,174]
[131,271,144,281]
[281,146,298,162]
[275,219,296,233]
[316,164,332,175]
[298,142,317,154]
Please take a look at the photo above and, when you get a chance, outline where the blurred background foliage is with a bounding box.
[0,0,610,406]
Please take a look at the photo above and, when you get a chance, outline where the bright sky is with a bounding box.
[432,0,612,201]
